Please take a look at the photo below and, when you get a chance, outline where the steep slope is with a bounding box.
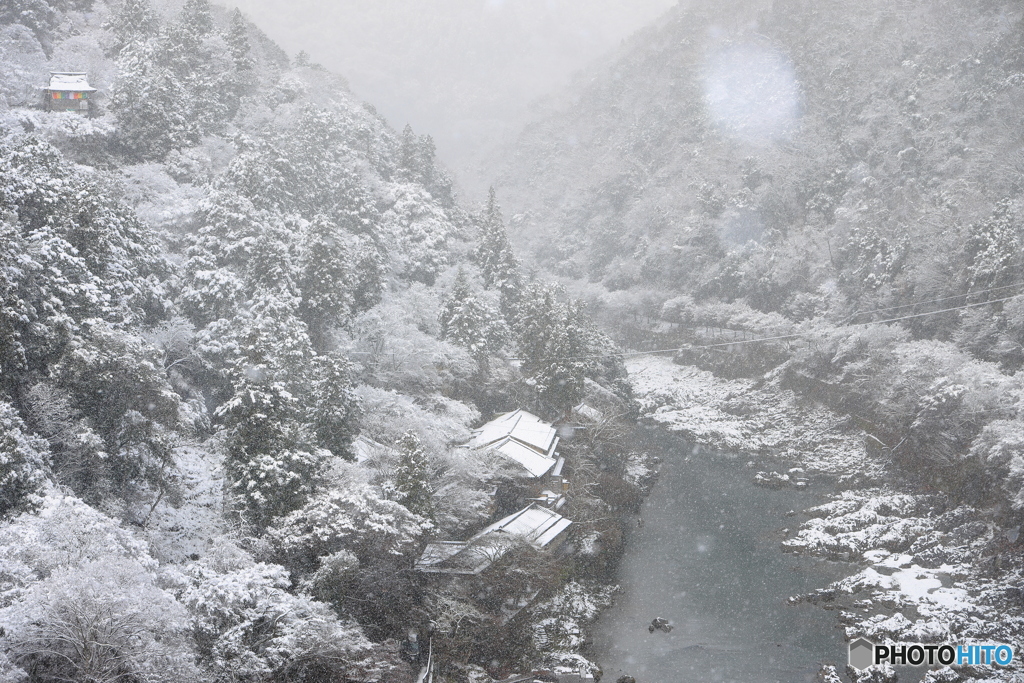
[494,0,1024,326]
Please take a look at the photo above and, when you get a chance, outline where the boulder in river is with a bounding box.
[649,617,673,632]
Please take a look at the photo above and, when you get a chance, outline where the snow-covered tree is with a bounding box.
[514,282,613,413]
[226,8,253,70]
[217,377,326,529]
[51,321,181,500]
[111,40,202,159]
[0,401,48,518]
[3,559,199,683]
[383,184,455,286]
[104,0,159,55]
[266,484,428,574]
[964,199,1022,293]
[297,215,357,349]
[306,354,361,460]
[264,484,429,635]
[392,432,432,519]
[438,268,507,376]
[475,188,522,315]
[180,552,412,682]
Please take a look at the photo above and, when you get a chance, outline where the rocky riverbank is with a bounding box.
[626,356,1024,683]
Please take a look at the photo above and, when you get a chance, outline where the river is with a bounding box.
[590,430,852,683]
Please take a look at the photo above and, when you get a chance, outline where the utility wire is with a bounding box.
[505,292,1024,363]
[844,281,1024,322]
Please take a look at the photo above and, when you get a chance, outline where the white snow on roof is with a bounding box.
[351,435,394,464]
[494,439,556,478]
[468,409,559,478]
[471,503,571,549]
[416,504,571,574]
[46,72,96,92]
[415,541,468,569]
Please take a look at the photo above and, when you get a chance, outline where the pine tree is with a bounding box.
[399,124,418,180]
[439,268,507,376]
[513,282,611,413]
[226,8,254,71]
[306,355,361,460]
[218,377,327,529]
[476,188,522,316]
[393,432,432,519]
[174,0,213,46]
[104,0,159,55]
[297,216,356,350]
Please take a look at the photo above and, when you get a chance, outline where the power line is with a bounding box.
[505,292,1024,364]
[844,281,1024,322]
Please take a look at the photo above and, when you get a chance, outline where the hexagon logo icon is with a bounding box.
[849,637,874,670]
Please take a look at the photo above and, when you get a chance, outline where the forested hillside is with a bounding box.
[495,0,1024,499]
[498,0,1024,324]
[0,1,633,681]
[492,2,1024,677]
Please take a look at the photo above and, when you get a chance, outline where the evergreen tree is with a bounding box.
[513,282,611,413]
[0,400,48,518]
[111,42,202,159]
[306,355,361,460]
[393,432,432,519]
[226,8,254,71]
[218,377,326,529]
[297,216,356,350]
[418,133,437,189]
[173,0,213,44]
[439,268,507,376]
[224,8,257,105]
[104,0,159,55]
[964,199,1022,293]
[475,188,522,316]
[399,124,418,180]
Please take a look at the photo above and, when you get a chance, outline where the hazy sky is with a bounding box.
[229,0,676,198]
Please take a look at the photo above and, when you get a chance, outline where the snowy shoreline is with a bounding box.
[626,355,1024,683]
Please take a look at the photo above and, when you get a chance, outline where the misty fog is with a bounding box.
[226,0,674,195]
[2,0,1024,682]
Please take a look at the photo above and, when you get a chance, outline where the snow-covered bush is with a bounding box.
[2,559,200,683]
[180,553,411,682]
[264,484,429,574]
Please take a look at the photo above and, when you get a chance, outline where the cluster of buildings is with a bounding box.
[416,409,574,577]
[409,409,599,683]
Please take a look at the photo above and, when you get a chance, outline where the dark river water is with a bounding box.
[591,432,852,683]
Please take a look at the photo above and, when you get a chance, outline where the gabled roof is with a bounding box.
[45,72,97,92]
[415,503,571,575]
[470,502,571,548]
[468,409,559,478]
[351,435,395,464]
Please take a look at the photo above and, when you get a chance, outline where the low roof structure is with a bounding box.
[351,435,395,465]
[415,503,572,575]
[44,72,97,94]
[468,409,559,478]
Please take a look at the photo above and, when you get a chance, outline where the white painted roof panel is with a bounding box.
[47,72,96,91]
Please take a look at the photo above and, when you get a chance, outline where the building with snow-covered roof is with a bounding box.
[43,72,97,114]
[415,503,572,575]
[468,409,561,479]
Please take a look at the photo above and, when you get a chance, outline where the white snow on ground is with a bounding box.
[627,355,878,477]
[628,354,1024,681]
[144,439,229,564]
